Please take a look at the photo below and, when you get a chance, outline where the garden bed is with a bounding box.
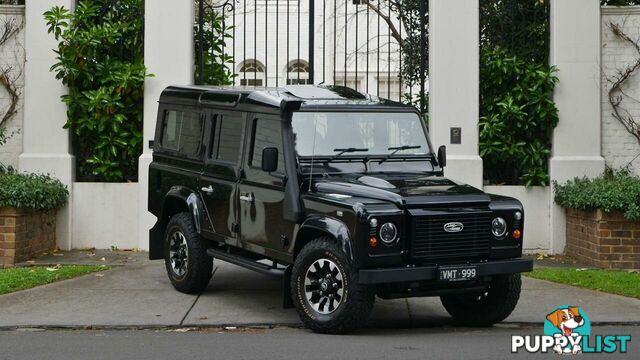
[0,170,68,267]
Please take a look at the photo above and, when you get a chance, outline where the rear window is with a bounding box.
[161,110,203,156]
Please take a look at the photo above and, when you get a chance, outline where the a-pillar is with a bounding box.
[549,0,605,253]
[138,1,195,250]
[19,0,75,250]
[429,0,482,189]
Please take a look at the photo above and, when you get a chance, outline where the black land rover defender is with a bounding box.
[148,85,532,333]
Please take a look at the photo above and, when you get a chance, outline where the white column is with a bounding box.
[19,0,75,250]
[549,0,605,253]
[428,0,482,189]
[138,1,195,250]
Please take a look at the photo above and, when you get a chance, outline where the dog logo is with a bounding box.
[513,305,630,354]
[443,222,463,233]
[544,306,589,354]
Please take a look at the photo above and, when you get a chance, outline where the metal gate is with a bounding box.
[195,0,428,114]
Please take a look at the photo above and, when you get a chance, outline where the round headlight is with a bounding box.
[492,217,508,238]
[379,222,398,244]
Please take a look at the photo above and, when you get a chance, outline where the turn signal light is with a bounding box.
[369,236,378,248]
[513,229,522,240]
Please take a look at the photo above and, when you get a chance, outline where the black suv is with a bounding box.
[148,85,532,333]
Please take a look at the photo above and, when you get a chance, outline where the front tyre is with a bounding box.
[291,238,375,334]
[440,273,522,327]
[164,212,213,294]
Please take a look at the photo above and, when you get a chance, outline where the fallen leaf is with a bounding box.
[94,273,104,277]
[199,316,208,320]
[169,328,194,333]
[52,253,64,257]
[224,326,237,331]
[99,257,106,262]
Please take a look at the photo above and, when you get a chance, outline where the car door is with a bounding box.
[237,115,295,259]
[198,111,246,245]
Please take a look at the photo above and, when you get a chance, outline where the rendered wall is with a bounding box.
[601,6,640,175]
[0,5,24,169]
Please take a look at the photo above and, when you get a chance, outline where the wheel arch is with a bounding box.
[293,216,354,261]
[149,186,205,260]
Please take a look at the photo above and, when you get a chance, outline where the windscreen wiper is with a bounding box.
[327,147,369,162]
[378,145,422,164]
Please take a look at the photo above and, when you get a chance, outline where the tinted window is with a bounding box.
[251,119,284,172]
[161,110,203,156]
[216,117,244,163]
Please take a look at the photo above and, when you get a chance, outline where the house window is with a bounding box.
[239,59,265,86]
[286,59,311,85]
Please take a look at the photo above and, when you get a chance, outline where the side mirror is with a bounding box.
[437,145,447,168]
[261,147,279,173]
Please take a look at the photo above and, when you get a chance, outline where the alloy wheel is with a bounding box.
[304,259,345,314]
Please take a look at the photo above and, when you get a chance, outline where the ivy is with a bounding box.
[0,169,69,211]
[44,0,149,182]
[554,168,640,221]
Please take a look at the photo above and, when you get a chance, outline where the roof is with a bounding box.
[159,85,415,114]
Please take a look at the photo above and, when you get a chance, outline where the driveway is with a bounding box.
[1,253,640,328]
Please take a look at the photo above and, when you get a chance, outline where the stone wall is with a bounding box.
[565,208,640,270]
[0,208,56,268]
[601,6,640,175]
[0,5,24,169]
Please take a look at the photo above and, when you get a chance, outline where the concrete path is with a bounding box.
[2,257,640,328]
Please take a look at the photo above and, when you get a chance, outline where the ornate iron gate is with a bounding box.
[195,0,428,114]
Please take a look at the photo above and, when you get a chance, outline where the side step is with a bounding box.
[206,248,285,277]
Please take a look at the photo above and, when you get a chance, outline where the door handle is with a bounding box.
[200,185,214,195]
[239,193,254,203]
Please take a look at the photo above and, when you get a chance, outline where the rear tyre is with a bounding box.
[440,273,521,327]
[291,237,375,334]
[164,212,213,294]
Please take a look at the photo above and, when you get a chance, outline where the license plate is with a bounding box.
[438,266,477,282]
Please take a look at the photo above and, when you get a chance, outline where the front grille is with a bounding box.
[411,212,492,261]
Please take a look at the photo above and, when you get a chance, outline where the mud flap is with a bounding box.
[282,265,294,309]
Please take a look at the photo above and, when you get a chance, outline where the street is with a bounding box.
[1,325,639,360]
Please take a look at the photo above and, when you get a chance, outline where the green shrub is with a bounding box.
[0,170,69,211]
[44,0,149,182]
[554,168,640,221]
[479,47,559,186]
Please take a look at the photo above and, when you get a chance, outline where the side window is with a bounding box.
[215,117,244,163]
[251,119,284,172]
[161,110,203,156]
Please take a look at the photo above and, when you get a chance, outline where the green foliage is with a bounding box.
[194,1,235,85]
[0,265,109,295]
[527,268,640,299]
[480,0,550,64]
[554,168,640,221]
[0,170,69,211]
[479,47,559,186]
[44,0,149,182]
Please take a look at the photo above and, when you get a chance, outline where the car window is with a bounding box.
[161,110,203,156]
[251,119,284,172]
[215,117,244,163]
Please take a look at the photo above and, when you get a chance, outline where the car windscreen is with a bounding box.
[291,112,430,157]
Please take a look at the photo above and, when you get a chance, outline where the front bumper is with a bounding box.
[358,258,533,284]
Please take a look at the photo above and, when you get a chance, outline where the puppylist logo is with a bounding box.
[512,305,632,354]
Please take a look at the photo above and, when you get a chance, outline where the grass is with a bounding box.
[0,265,110,295]
[526,268,640,299]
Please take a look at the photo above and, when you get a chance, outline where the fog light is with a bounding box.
[369,236,378,248]
[513,229,522,240]
[491,217,507,238]
[379,222,398,244]
[514,211,522,221]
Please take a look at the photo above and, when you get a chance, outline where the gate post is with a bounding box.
[138,1,195,250]
[19,0,76,250]
[548,0,605,254]
[428,0,482,189]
